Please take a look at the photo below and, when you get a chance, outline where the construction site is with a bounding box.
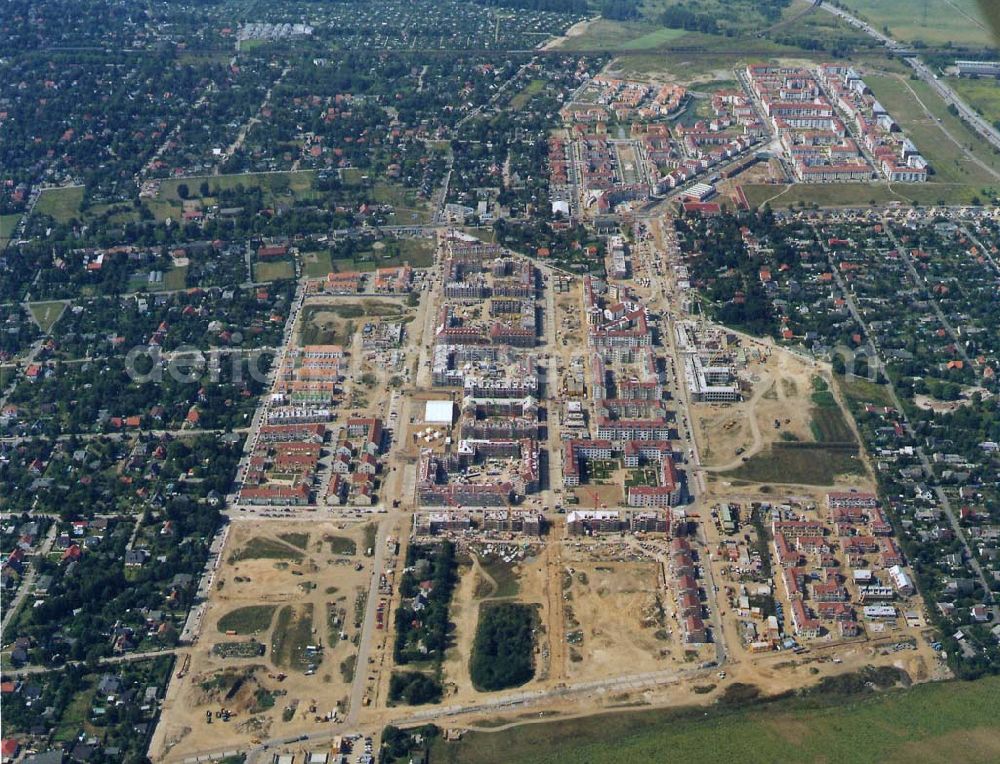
[150,521,379,762]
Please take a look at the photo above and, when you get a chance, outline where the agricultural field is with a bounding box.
[840,0,992,46]
[430,675,1000,764]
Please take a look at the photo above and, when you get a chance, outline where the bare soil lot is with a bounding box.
[152,520,373,762]
[560,547,683,681]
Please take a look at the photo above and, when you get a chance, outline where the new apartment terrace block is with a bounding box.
[746,64,927,183]
[416,436,541,507]
[768,490,919,642]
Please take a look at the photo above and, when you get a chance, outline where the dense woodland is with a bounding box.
[469,602,537,691]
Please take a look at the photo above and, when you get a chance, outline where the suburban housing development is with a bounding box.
[2,1,1000,763]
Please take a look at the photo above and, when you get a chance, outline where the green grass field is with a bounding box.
[431,677,1000,764]
[278,532,310,549]
[254,259,295,282]
[52,679,97,743]
[331,238,435,272]
[324,301,407,320]
[145,198,184,223]
[0,213,21,248]
[28,300,67,332]
[949,77,1000,129]
[34,186,84,223]
[725,442,863,485]
[301,250,334,279]
[130,265,188,292]
[217,605,277,635]
[556,19,663,51]
[840,0,991,46]
[741,181,989,209]
[229,536,304,563]
[270,603,316,671]
[619,27,689,50]
[836,373,895,409]
[477,557,521,600]
[866,74,1000,187]
[371,182,432,225]
[809,376,857,443]
[510,79,547,110]
[298,306,355,346]
[158,171,316,204]
[326,535,357,556]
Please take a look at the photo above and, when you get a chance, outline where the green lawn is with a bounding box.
[34,186,84,223]
[510,79,546,110]
[217,605,277,635]
[28,300,67,332]
[839,0,991,46]
[431,676,1000,764]
[301,250,334,279]
[255,259,295,282]
[0,213,21,248]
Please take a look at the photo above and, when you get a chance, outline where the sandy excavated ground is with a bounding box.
[694,349,820,469]
[154,521,373,762]
[430,534,702,706]
[561,551,685,682]
[541,17,597,50]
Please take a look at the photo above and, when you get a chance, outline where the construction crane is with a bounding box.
[587,488,606,511]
